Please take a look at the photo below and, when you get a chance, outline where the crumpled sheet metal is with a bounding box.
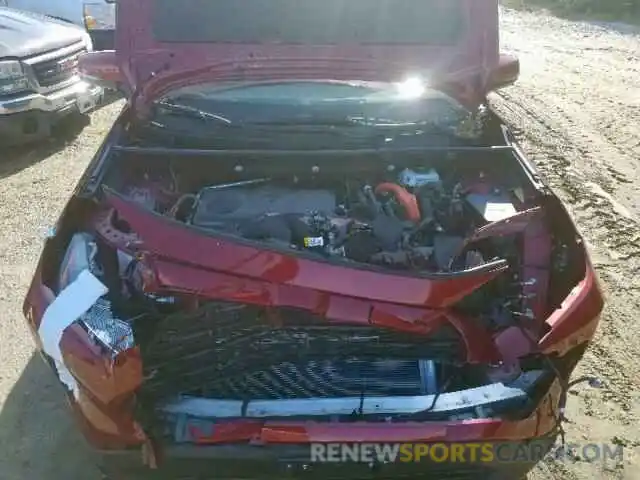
[38,269,108,397]
[37,267,135,397]
[81,297,135,355]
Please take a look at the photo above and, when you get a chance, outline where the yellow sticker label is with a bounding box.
[304,237,324,248]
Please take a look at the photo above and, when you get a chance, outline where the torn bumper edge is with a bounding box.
[36,268,134,398]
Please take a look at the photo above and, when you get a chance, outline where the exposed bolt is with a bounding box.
[512,309,535,320]
[516,293,537,300]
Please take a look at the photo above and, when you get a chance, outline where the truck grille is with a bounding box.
[202,358,427,400]
[137,301,464,403]
[32,49,83,88]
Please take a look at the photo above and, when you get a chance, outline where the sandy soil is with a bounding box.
[494,8,640,479]
[0,8,639,479]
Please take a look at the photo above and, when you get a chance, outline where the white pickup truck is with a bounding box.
[0,0,116,50]
[0,6,103,144]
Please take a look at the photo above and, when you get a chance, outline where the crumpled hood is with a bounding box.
[104,187,509,312]
[0,7,87,58]
[115,0,500,111]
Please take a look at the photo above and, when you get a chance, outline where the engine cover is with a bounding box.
[190,186,337,227]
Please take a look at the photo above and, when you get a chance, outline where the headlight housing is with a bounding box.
[0,61,29,95]
[83,2,116,31]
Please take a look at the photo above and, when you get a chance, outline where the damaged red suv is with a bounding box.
[23,0,604,478]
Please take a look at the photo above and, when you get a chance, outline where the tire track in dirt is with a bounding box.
[492,90,640,261]
[492,91,637,480]
[493,78,640,413]
[497,8,640,479]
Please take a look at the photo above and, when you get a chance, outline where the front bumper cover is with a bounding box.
[0,80,103,143]
[0,80,102,115]
[97,437,557,479]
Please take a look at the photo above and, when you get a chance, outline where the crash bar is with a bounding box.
[162,371,542,419]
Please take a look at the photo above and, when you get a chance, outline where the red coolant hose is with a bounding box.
[374,183,421,223]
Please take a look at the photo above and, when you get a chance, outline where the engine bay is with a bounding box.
[102,156,536,274]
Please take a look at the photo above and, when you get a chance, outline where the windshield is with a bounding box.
[153,0,466,45]
[154,81,472,128]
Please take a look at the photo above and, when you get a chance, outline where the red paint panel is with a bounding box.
[146,258,501,363]
[107,190,507,309]
[538,261,604,355]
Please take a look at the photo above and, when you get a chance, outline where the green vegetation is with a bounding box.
[501,0,640,22]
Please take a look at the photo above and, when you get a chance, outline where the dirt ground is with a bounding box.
[493,8,640,480]
[0,7,639,479]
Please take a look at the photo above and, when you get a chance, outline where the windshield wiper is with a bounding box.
[149,105,476,148]
[155,101,234,126]
[251,115,431,128]
[250,117,467,137]
[154,104,465,133]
